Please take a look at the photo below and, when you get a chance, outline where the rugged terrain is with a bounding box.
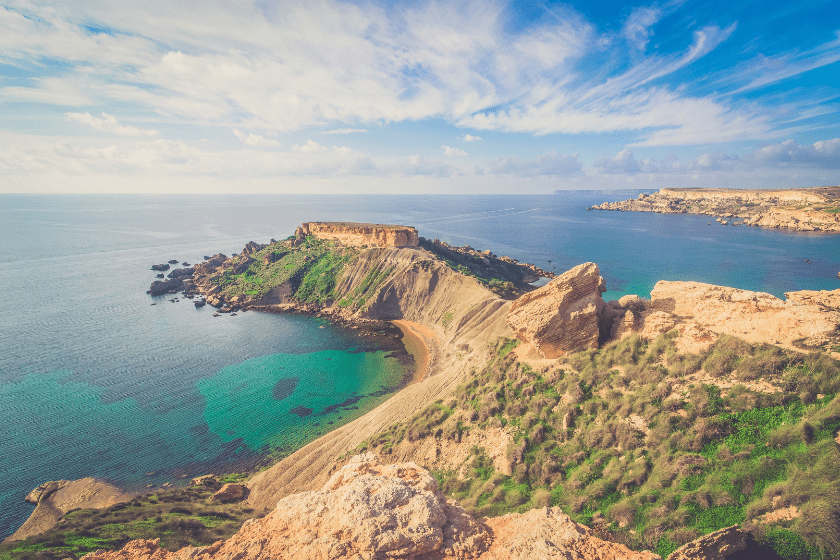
[5,222,840,560]
[588,186,840,232]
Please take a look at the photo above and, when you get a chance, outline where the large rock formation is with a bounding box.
[6,478,134,542]
[296,222,420,248]
[506,262,606,358]
[82,454,657,560]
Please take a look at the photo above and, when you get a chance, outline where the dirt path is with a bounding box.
[392,319,439,383]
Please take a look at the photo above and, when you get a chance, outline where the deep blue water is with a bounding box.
[2,193,839,538]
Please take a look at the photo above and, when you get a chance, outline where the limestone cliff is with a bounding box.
[296,222,419,247]
[82,454,658,560]
[588,186,840,232]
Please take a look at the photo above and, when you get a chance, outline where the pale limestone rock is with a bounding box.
[665,525,746,560]
[650,281,840,348]
[210,483,248,502]
[507,263,605,358]
[482,507,660,560]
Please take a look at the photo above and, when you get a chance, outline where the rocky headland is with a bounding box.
[7,221,840,560]
[588,186,840,232]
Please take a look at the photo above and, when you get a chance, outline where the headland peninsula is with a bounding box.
[4,221,840,560]
[588,186,840,232]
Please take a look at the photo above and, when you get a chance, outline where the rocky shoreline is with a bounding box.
[588,186,840,233]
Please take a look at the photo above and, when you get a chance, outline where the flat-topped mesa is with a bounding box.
[295,222,419,248]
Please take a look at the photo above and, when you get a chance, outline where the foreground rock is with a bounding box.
[665,525,746,560]
[6,478,134,542]
[82,454,656,560]
[589,186,840,233]
[507,262,606,358]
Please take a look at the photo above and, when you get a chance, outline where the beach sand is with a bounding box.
[392,319,436,383]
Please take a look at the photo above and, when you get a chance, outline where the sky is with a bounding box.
[1,0,839,194]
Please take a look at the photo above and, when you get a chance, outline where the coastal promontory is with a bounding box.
[588,186,840,232]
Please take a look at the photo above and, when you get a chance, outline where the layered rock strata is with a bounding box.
[82,454,657,560]
[296,222,420,248]
[506,262,606,358]
[588,187,840,232]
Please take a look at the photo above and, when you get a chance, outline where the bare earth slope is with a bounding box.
[588,186,840,232]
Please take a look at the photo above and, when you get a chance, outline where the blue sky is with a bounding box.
[1,0,838,193]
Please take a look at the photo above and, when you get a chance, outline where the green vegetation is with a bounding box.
[210,236,361,306]
[362,334,840,559]
[0,485,260,560]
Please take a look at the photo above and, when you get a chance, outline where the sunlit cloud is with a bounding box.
[66,112,159,136]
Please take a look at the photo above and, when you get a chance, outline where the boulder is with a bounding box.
[665,525,746,560]
[211,483,248,503]
[507,263,606,358]
[151,264,170,271]
[168,259,179,264]
[156,273,164,278]
[149,278,182,296]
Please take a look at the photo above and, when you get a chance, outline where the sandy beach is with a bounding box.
[392,319,435,383]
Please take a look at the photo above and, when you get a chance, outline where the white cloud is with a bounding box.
[460,134,481,141]
[443,145,467,156]
[232,129,280,147]
[748,138,840,169]
[621,6,661,51]
[66,112,159,136]
[0,0,757,147]
[594,149,640,174]
[480,150,582,176]
[323,128,368,134]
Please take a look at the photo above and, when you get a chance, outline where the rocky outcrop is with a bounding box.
[210,483,248,503]
[296,222,420,248]
[191,475,221,490]
[589,187,840,233]
[6,478,134,542]
[482,507,659,560]
[506,263,606,358]
[649,282,840,349]
[148,278,183,296]
[82,454,657,560]
[151,263,170,271]
[600,282,840,353]
[665,525,746,560]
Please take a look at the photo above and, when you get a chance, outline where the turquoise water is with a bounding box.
[2,192,839,538]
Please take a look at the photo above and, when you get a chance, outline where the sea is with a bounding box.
[2,192,840,538]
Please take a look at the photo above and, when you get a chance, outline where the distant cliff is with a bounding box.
[295,222,419,247]
[588,186,840,232]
